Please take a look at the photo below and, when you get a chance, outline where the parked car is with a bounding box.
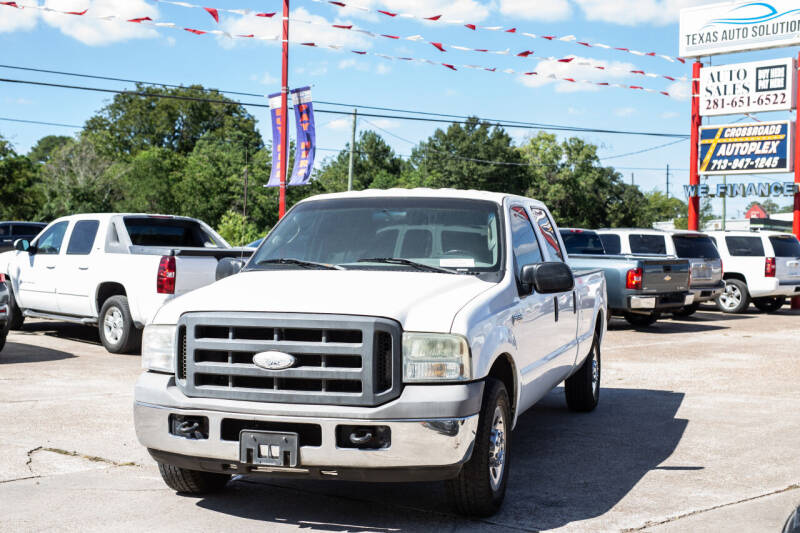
[0,273,8,352]
[560,228,692,327]
[595,228,724,317]
[706,230,800,313]
[135,189,608,517]
[0,221,47,253]
[0,214,253,354]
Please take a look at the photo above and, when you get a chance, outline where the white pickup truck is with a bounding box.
[135,189,608,517]
[1,214,252,354]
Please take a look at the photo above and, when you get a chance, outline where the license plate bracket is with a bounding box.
[240,430,299,467]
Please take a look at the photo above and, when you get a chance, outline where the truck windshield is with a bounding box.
[629,234,667,255]
[559,230,606,255]
[123,217,222,248]
[672,235,720,259]
[769,236,800,257]
[249,197,503,272]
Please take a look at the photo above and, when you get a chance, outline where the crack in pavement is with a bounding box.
[623,483,800,531]
[25,446,42,475]
[32,447,140,468]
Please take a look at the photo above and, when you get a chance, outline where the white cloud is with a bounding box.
[666,80,691,101]
[661,111,679,119]
[499,0,572,22]
[369,119,398,130]
[376,63,391,75]
[338,58,370,71]
[520,56,638,93]
[573,0,719,26]
[326,118,351,130]
[333,0,490,23]
[41,0,159,46]
[0,3,38,33]
[567,107,583,115]
[256,72,278,86]
[615,107,636,117]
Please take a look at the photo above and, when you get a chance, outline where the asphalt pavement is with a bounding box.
[1,308,798,532]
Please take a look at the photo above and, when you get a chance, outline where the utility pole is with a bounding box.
[347,108,358,191]
[242,164,249,246]
[666,164,670,198]
[278,0,290,219]
[631,172,634,186]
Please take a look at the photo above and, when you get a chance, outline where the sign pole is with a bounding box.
[793,52,800,310]
[689,60,702,231]
[279,0,289,219]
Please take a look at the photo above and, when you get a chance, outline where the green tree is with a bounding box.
[745,199,779,215]
[216,210,261,246]
[0,138,43,220]
[314,130,407,192]
[645,190,688,224]
[113,147,186,214]
[409,118,527,194]
[28,135,73,164]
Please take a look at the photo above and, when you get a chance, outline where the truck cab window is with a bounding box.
[599,234,621,255]
[34,221,69,255]
[67,220,100,255]
[629,234,667,255]
[510,206,543,284]
[530,208,564,260]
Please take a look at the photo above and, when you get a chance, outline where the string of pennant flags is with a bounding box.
[0,1,681,97]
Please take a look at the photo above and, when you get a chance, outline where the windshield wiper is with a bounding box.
[254,258,344,271]
[357,257,460,274]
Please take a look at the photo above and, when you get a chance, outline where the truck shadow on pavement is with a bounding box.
[194,387,688,532]
[14,321,102,346]
[0,341,76,364]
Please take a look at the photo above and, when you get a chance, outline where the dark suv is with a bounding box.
[0,222,47,252]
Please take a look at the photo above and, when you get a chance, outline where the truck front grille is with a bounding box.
[176,313,402,407]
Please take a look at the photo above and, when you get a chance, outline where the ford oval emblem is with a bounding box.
[253,351,296,371]
[664,275,672,282]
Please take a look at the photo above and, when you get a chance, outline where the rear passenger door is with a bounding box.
[57,220,101,317]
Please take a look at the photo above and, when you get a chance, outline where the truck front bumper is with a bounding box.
[134,372,482,482]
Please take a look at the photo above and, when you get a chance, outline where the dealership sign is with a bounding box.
[700,57,796,116]
[680,1,800,58]
[685,181,798,198]
[699,121,793,175]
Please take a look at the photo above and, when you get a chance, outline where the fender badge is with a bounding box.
[253,351,296,371]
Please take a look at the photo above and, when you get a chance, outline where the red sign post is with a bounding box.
[279,0,289,219]
[688,61,702,231]
[793,52,800,309]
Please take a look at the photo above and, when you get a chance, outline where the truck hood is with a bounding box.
[152,269,497,332]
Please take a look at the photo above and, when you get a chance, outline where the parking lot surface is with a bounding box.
[1,308,798,532]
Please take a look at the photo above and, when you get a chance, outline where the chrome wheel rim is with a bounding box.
[719,283,742,310]
[488,405,507,491]
[103,307,124,344]
[591,346,600,398]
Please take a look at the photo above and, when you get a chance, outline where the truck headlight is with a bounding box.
[142,325,176,373]
[402,333,471,382]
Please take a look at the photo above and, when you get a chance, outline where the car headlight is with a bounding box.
[402,332,471,383]
[141,325,176,373]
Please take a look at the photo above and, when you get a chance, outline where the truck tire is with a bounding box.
[716,279,750,314]
[752,297,785,313]
[157,462,230,494]
[98,295,141,354]
[447,377,511,518]
[565,331,601,412]
[672,303,700,318]
[624,313,659,328]
[6,282,24,330]
[0,328,6,352]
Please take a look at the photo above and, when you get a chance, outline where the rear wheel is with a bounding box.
[157,462,230,494]
[716,279,750,314]
[98,295,141,354]
[565,330,601,412]
[672,303,700,318]
[752,296,785,313]
[0,328,6,352]
[447,377,511,518]
[624,312,659,328]
[6,282,24,330]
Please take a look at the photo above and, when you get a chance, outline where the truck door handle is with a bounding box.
[554,297,559,322]
[46,266,56,270]
[573,291,577,313]
[78,266,89,270]
[511,312,523,324]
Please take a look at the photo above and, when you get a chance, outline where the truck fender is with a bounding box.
[471,325,520,427]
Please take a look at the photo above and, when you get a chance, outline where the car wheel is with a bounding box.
[98,295,141,354]
[752,296,785,313]
[565,330,601,412]
[716,279,750,314]
[447,377,511,518]
[6,282,24,330]
[0,328,6,352]
[672,303,700,318]
[624,312,660,328]
[157,462,230,494]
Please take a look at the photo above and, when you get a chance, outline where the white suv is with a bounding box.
[706,230,800,313]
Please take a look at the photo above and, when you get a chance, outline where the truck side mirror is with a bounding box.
[216,257,245,281]
[521,262,575,294]
[14,239,31,253]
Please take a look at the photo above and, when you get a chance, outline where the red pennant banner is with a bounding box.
[204,7,219,23]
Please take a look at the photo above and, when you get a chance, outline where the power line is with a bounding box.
[0,116,82,129]
[600,138,688,161]
[0,65,690,138]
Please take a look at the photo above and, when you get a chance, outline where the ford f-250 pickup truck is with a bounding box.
[560,228,692,327]
[1,214,252,354]
[135,189,608,517]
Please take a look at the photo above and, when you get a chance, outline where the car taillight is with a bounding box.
[765,257,776,278]
[720,259,723,276]
[0,273,5,283]
[157,256,176,294]
[626,267,643,290]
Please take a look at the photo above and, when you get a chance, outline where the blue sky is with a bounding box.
[1,0,799,219]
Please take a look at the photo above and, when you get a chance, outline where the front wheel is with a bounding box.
[624,312,660,328]
[447,377,511,518]
[157,462,230,494]
[752,297,785,313]
[98,295,141,354]
[565,331,601,412]
[6,282,24,330]
[716,279,750,314]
